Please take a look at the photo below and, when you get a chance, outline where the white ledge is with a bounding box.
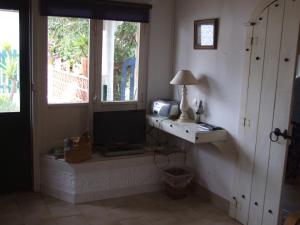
[147,115,228,144]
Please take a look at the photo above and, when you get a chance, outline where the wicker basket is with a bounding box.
[163,167,194,199]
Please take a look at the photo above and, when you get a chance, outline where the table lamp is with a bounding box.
[170,70,198,122]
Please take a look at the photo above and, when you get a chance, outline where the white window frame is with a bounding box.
[46,17,149,111]
[92,20,149,112]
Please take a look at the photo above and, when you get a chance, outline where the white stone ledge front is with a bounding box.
[40,152,179,203]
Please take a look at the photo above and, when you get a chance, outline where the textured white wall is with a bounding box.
[173,0,259,201]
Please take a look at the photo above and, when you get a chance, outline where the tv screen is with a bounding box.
[93,110,146,147]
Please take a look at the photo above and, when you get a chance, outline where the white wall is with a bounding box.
[173,0,259,201]
[147,0,175,104]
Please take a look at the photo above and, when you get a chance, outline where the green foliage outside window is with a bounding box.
[0,95,17,112]
[48,17,89,67]
[0,42,18,101]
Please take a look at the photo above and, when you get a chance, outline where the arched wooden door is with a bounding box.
[230,0,300,224]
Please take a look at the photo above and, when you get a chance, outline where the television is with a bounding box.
[93,110,146,153]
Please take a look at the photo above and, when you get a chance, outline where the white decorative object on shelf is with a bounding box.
[147,115,227,144]
[170,70,198,122]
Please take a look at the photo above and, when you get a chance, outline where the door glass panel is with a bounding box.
[101,20,140,102]
[0,10,20,112]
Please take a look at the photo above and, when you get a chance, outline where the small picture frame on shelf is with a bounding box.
[194,18,219,49]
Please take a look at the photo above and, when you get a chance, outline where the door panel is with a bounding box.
[235,9,269,224]
[248,1,284,224]
[262,0,300,224]
[0,1,31,192]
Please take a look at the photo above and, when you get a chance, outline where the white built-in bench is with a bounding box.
[40,152,183,203]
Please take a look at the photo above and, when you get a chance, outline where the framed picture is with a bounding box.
[194,19,219,49]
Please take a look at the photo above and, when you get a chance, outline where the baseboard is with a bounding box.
[195,183,230,213]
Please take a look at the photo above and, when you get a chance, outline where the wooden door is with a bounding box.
[262,0,300,224]
[248,1,285,224]
[231,0,300,224]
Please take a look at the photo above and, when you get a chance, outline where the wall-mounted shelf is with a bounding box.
[147,115,227,144]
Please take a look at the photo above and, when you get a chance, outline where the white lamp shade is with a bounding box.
[170,70,198,85]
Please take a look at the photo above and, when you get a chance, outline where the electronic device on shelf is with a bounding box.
[152,100,179,118]
[197,122,223,131]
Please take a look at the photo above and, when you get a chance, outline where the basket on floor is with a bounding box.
[163,167,194,199]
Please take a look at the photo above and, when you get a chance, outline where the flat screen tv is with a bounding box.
[93,110,146,149]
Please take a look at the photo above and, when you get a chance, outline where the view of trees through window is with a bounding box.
[47,17,89,104]
[0,10,20,113]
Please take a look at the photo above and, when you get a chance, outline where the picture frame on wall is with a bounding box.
[194,19,219,49]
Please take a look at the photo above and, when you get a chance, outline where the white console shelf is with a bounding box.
[147,115,227,144]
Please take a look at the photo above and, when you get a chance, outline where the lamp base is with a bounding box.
[177,112,193,123]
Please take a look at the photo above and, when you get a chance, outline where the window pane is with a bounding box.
[0,10,20,113]
[48,17,89,104]
[101,20,140,102]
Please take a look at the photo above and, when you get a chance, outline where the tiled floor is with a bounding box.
[0,192,239,225]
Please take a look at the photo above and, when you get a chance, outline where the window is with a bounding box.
[101,20,140,102]
[42,0,151,107]
[47,17,89,104]
[0,10,20,112]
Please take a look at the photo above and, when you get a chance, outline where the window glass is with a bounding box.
[101,20,140,102]
[47,17,89,104]
[0,10,20,112]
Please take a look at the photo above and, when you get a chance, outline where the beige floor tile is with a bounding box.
[142,207,173,222]
[42,195,70,207]
[151,217,183,225]
[24,218,58,225]
[107,207,143,221]
[17,198,47,214]
[0,213,24,225]
[87,217,121,225]
[18,199,52,222]
[13,192,41,203]
[55,215,90,225]
[48,205,81,218]
[77,203,109,221]
[0,191,240,225]
[119,216,152,225]
[0,201,19,216]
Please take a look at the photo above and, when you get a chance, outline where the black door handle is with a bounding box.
[270,128,292,142]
